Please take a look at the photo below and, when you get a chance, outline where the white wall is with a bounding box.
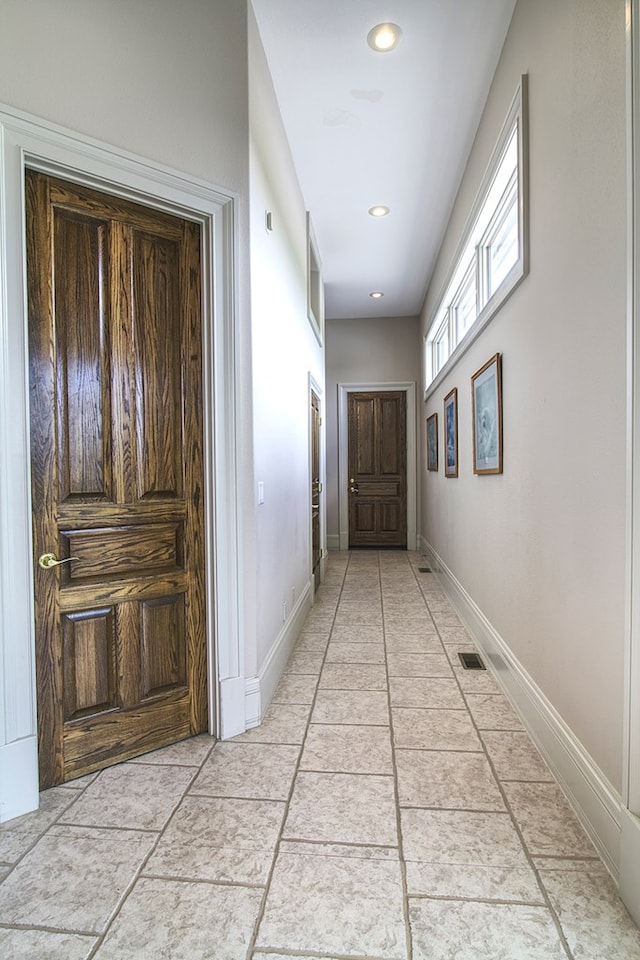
[421,0,626,791]
[248,12,325,691]
[0,0,257,811]
[325,315,420,544]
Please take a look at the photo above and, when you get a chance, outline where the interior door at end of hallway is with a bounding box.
[27,170,209,788]
[347,391,407,548]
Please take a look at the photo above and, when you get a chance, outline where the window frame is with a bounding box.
[424,75,529,398]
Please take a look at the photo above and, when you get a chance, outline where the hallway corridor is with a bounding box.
[1,550,639,959]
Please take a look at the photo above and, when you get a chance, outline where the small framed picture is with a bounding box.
[471,353,503,475]
[427,412,438,471]
[444,387,458,478]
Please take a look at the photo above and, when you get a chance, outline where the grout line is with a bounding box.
[381,552,414,960]
[245,553,349,960]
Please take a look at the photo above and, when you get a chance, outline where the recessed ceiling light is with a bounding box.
[368,205,390,218]
[367,22,402,53]
[369,291,384,299]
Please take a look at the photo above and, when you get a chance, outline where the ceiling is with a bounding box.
[251,0,517,321]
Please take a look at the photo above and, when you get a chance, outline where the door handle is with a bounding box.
[312,503,319,509]
[348,478,359,494]
[38,552,79,570]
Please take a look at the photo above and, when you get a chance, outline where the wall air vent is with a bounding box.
[458,651,486,670]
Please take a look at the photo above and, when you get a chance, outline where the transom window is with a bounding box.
[425,77,529,390]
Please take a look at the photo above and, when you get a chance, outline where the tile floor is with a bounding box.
[1,549,640,959]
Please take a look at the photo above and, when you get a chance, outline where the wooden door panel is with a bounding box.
[348,391,407,547]
[140,595,187,697]
[27,171,208,787]
[353,398,375,476]
[53,209,112,502]
[61,524,182,579]
[133,230,183,500]
[62,608,116,720]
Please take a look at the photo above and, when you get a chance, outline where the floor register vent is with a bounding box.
[418,566,431,573]
[458,651,486,671]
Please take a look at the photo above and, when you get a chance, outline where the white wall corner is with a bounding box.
[326,534,341,551]
[0,737,39,823]
[620,809,640,925]
[244,580,313,729]
[423,540,623,879]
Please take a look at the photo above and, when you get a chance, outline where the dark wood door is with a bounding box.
[26,171,208,788]
[311,390,321,590]
[348,391,407,548]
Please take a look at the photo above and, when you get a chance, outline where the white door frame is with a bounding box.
[0,105,245,822]
[621,0,640,923]
[337,381,417,552]
[309,374,326,587]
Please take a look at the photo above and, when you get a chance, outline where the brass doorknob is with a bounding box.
[348,478,359,494]
[38,552,79,570]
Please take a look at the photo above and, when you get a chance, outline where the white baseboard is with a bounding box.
[422,540,622,880]
[0,736,39,822]
[620,809,640,925]
[244,580,313,729]
[326,534,340,551]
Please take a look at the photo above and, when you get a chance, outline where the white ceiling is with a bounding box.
[251,0,517,320]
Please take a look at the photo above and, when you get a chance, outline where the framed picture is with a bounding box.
[426,412,438,471]
[471,353,503,474]
[444,387,458,478]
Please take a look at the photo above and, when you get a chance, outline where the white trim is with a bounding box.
[423,539,623,879]
[244,581,313,728]
[338,382,417,552]
[326,534,341,551]
[622,0,640,923]
[0,104,244,820]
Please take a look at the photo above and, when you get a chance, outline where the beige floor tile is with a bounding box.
[537,861,640,959]
[189,742,299,800]
[295,632,330,652]
[384,633,443,652]
[409,899,568,960]
[392,707,482,751]
[127,734,215,768]
[94,877,263,960]
[503,781,596,857]
[231,703,310,744]
[319,661,387,690]
[312,688,390,725]
[144,795,284,885]
[272,673,318,704]
[387,652,454,677]
[389,676,466,710]
[384,615,434,631]
[256,851,408,958]
[285,649,325,674]
[0,786,82,863]
[284,771,397,846]
[465,692,524,730]
[325,641,386,664]
[300,723,393,774]
[396,750,505,810]
[0,825,156,932]
[333,606,383,627]
[329,623,385,643]
[0,928,97,959]
[59,763,195,831]
[481,730,553,782]
[401,808,539,903]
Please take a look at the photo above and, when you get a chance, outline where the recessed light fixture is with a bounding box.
[367,22,402,53]
[368,205,390,218]
[369,291,384,299]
